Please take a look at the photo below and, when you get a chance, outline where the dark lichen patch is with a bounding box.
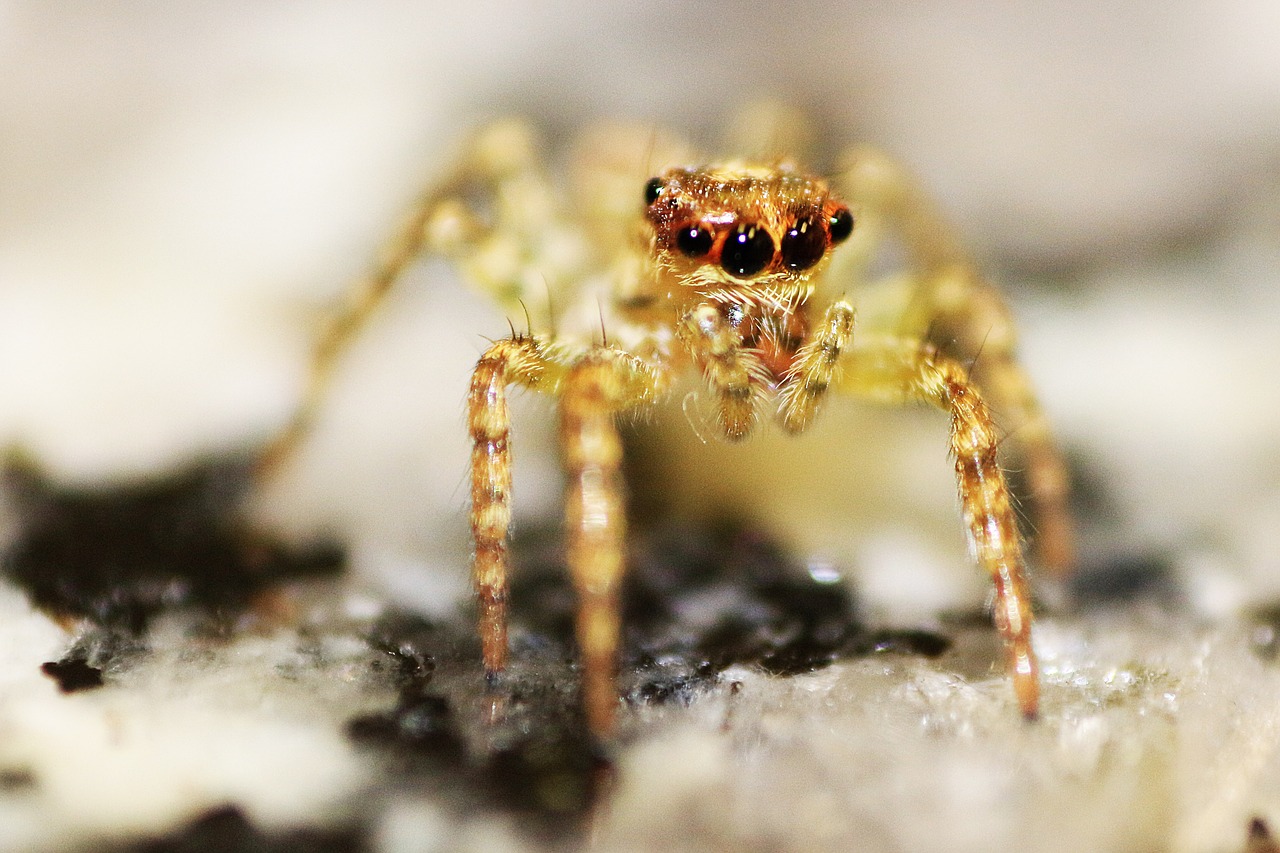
[348,692,461,759]
[1,456,344,632]
[1247,816,1280,853]
[347,520,950,842]
[622,521,869,679]
[507,520,873,688]
[0,767,37,792]
[118,804,365,853]
[41,655,104,692]
[855,628,952,659]
[348,612,602,838]
[1245,604,1280,663]
[1068,550,1182,611]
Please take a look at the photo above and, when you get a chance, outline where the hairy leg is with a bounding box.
[254,120,580,481]
[470,335,664,735]
[930,278,1075,573]
[842,337,1039,719]
[468,335,560,675]
[837,147,1074,574]
[559,349,664,735]
[677,303,768,440]
[777,299,855,433]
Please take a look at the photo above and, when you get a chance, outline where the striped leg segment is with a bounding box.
[677,303,767,441]
[930,359,1039,718]
[838,145,1074,576]
[844,341,1039,719]
[470,339,661,735]
[559,349,662,735]
[561,355,628,733]
[777,299,855,433]
[468,336,550,676]
[924,273,1075,575]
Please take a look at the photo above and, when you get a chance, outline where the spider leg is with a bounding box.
[471,335,664,735]
[777,299,855,433]
[252,180,450,480]
[255,120,581,481]
[836,146,1074,575]
[559,348,664,735]
[469,335,560,675]
[841,337,1039,719]
[932,277,1075,575]
[677,303,769,441]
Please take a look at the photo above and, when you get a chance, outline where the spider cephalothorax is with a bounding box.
[258,114,1074,737]
[643,164,854,291]
[640,164,861,424]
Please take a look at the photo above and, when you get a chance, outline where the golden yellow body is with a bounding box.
[257,110,1072,735]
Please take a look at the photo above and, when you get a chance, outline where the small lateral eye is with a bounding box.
[828,207,854,243]
[780,216,826,271]
[721,222,775,277]
[676,225,713,257]
[644,177,664,205]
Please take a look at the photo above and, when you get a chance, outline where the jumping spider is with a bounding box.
[256,111,1073,735]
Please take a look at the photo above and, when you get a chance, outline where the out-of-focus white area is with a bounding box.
[0,586,388,852]
[1022,227,1280,611]
[2,2,1279,573]
[2,2,1280,851]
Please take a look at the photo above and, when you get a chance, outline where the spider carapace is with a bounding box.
[256,115,1073,736]
[641,164,856,402]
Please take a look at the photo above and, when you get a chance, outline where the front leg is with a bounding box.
[837,147,1074,575]
[255,120,572,482]
[471,336,663,736]
[468,335,559,675]
[677,303,768,441]
[776,299,855,433]
[842,338,1039,719]
[559,349,664,735]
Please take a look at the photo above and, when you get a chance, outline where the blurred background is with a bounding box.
[2,0,1279,614]
[4,4,1280,851]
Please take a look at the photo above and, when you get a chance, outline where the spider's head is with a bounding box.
[642,163,853,297]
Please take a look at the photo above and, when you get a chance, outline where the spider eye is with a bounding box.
[780,216,826,271]
[643,177,664,206]
[828,206,854,243]
[721,223,775,277]
[676,225,713,257]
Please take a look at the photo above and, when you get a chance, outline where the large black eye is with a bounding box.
[721,223,775,277]
[780,216,826,271]
[676,225,713,257]
[828,207,854,243]
[644,177,664,205]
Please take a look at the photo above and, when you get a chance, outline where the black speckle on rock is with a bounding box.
[1,455,344,632]
[0,767,37,792]
[350,610,603,836]
[123,804,365,853]
[1247,816,1278,851]
[1245,603,1280,664]
[41,655,104,692]
[858,628,952,659]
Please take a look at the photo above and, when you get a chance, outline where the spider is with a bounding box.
[255,109,1073,736]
